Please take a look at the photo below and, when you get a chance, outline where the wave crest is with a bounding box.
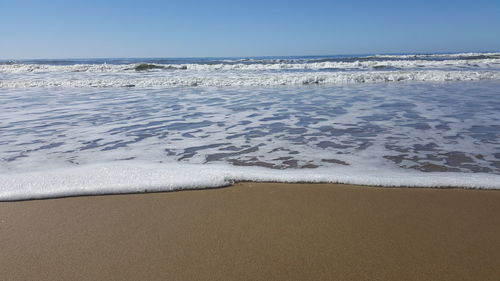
[1,70,499,88]
[1,57,500,73]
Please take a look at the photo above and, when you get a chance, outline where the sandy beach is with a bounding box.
[1,182,500,281]
[3,0,500,280]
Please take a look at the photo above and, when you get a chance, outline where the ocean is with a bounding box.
[1,52,500,200]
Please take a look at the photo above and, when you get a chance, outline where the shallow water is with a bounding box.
[2,53,500,199]
[1,81,499,175]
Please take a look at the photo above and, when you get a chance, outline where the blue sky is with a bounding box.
[1,0,499,59]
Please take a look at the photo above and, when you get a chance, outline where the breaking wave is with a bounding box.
[2,52,499,88]
[1,58,500,73]
[1,70,499,88]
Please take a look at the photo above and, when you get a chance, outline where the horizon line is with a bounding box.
[2,50,499,62]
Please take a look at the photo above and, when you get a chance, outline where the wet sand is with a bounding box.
[1,182,500,281]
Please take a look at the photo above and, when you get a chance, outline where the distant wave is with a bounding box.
[369,52,500,60]
[1,58,500,73]
[1,52,499,88]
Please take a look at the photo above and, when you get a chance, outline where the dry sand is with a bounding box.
[1,182,500,281]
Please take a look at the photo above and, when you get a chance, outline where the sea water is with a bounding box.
[1,53,500,200]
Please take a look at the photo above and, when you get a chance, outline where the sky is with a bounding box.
[1,0,499,59]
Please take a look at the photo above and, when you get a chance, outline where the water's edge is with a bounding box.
[1,162,500,201]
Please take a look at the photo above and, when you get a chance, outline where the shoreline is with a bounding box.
[2,182,500,280]
[3,161,500,202]
[2,179,500,203]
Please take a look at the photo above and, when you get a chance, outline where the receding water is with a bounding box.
[1,81,499,174]
[2,53,500,199]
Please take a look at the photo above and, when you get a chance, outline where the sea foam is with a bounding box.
[1,161,500,201]
[2,70,500,88]
[1,54,499,200]
[1,53,500,88]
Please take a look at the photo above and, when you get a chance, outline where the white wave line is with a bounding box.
[1,70,499,88]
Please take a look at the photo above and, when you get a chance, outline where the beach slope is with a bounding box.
[1,182,500,281]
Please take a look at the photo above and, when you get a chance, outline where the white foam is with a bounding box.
[2,70,500,88]
[2,79,499,200]
[2,53,499,88]
[1,57,500,73]
[1,82,499,176]
[371,52,500,59]
[0,63,127,73]
[1,161,499,201]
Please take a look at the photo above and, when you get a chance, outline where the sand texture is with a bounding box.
[1,182,500,281]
